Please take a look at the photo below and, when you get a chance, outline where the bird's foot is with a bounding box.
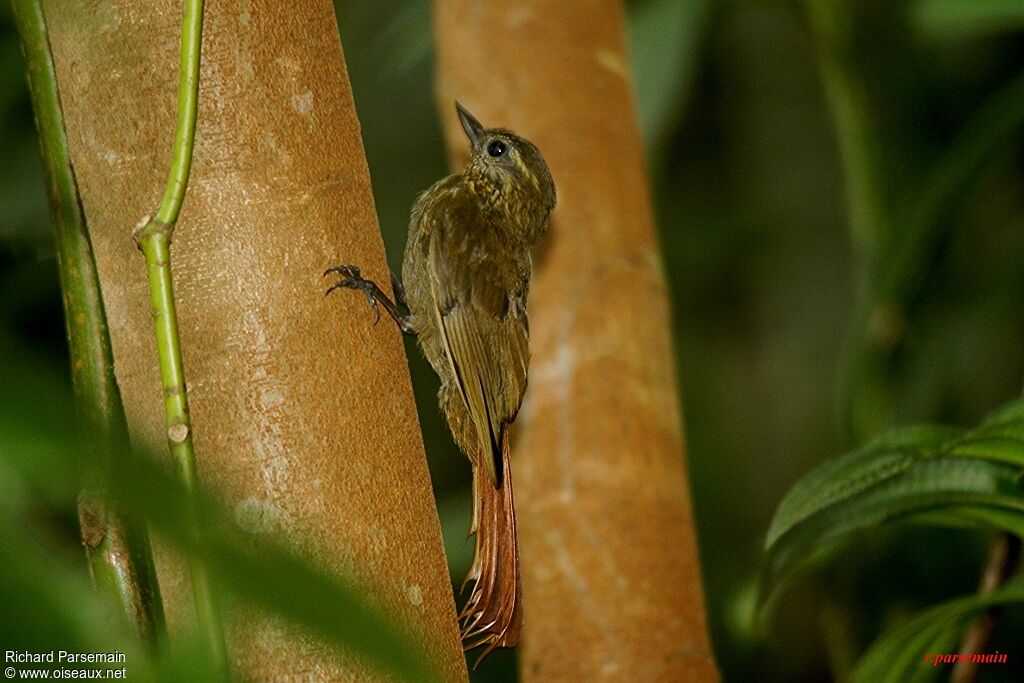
[325,264,382,323]
[324,263,417,335]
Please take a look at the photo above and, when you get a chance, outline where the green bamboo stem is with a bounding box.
[11,0,165,642]
[132,0,228,672]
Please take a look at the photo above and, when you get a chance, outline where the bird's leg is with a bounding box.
[391,270,409,309]
[324,264,417,335]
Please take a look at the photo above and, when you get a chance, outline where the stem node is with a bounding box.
[133,219,174,246]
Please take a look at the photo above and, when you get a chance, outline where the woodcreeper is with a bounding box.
[326,102,556,664]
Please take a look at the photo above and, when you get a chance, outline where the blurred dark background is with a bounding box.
[3,1,1024,681]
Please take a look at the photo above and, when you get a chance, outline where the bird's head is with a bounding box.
[456,102,556,240]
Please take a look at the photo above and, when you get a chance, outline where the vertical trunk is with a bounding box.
[433,2,719,681]
[40,0,468,680]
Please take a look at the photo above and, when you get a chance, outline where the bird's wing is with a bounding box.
[427,204,529,486]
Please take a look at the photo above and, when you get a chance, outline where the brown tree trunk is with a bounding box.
[40,1,468,680]
[433,2,719,681]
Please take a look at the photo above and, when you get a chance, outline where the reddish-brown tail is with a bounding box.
[459,431,522,667]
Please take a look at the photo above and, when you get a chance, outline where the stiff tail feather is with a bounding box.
[459,431,522,667]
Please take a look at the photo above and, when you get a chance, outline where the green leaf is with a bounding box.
[109,453,447,683]
[368,1,432,78]
[0,514,227,683]
[766,425,959,548]
[627,0,709,148]
[947,435,1024,468]
[912,0,1024,40]
[851,579,1024,683]
[909,505,1024,534]
[762,399,1024,602]
[0,515,144,669]
[884,70,1024,302]
[0,341,448,683]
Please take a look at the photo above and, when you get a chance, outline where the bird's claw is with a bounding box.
[324,264,365,295]
[325,263,382,324]
[324,263,361,284]
[365,291,381,324]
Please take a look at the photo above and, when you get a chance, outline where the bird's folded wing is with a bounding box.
[427,213,529,486]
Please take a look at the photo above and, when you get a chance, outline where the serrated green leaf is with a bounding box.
[766,447,917,549]
[851,580,1024,683]
[764,458,1024,597]
[766,425,959,548]
[763,399,1024,603]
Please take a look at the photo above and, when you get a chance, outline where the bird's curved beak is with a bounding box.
[455,101,484,149]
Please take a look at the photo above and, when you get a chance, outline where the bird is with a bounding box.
[325,101,555,664]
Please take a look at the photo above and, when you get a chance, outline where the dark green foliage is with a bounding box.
[3,0,1024,681]
[763,400,1024,602]
[851,579,1024,683]
[756,0,1024,678]
[0,342,446,682]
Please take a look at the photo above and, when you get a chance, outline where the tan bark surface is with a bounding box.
[41,1,468,680]
[434,2,719,681]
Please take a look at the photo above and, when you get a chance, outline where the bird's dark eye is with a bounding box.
[487,140,507,157]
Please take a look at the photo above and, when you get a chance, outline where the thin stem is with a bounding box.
[134,0,228,672]
[11,0,165,642]
[155,0,203,226]
[139,233,226,668]
[951,534,1021,683]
